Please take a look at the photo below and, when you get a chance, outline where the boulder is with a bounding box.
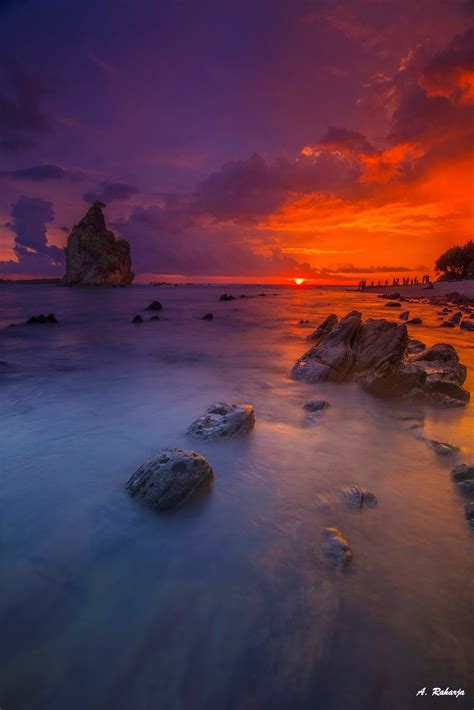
[303,400,331,412]
[219,293,235,302]
[321,528,352,562]
[385,301,402,308]
[125,449,214,510]
[291,312,470,406]
[132,315,143,323]
[440,321,455,328]
[201,313,213,320]
[406,317,422,325]
[460,320,474,331]
[186,402,255,440]
[145,300,162,311]
[307,314,338,341]
[400,311,409,320]
[62,202,134,286]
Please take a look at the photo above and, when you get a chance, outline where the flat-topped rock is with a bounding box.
[186,402,255,440]
[125,448,214,510]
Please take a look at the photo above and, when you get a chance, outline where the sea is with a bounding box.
[1,283,473,710]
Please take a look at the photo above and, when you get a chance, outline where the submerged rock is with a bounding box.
[145,300,162,311]
[186,402,255,440]
[201,312,213,320]
[132,314,143,323]
[460,320,474,331]
[292,312,470,407]
[321,528,352,562]
[219,293,235,301]
[149,315,160,321]
[303,400,331,412]
[125,448,214,510]
[421,436,460,455]
[62,202,134,286]
[440,321,455,328]
[406,317,422,325]
[400,311,410,320]
[385,301,402,308]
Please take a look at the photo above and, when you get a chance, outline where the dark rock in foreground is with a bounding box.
[125,448,214,510]
[291,311,470,407]
[25,313,58,324]
[62,202,134,287]
[145,300,162,311]
[322,528,352,562]
[186,402,255,440]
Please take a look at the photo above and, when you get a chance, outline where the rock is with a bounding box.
[407,339,426,354]
[379,292,400,300]
[406,317,422,325]
[186,402,255,439]
[149,315,160,321]
[460,320,474,331]
[340,485,377,508]
[201,313,213,320]
[292,311,362,383]
[451,464,474,483]
[385,301,402,308]
[440,321,455,328]
[292,312,470,406]
[259,293,266,296]
[465,502,474,520]
[303,400,331,412]
[444,291,474,306]
[449,312,462,325]
[321,528,352,562]
[145,300,162,311]
[400,311,409,320]
[307,314,338,341]
[25,313,58,324]
[62,202,134,286]
[421,436,460,455]
[125,449,214,510]
[132,315,143,323]
[219,293,235,301]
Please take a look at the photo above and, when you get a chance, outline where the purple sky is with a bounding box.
[0,0,472,281]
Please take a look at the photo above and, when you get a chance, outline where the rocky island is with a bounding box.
[62,201,134,286]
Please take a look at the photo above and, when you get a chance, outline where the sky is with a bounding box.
[0,0,472,283]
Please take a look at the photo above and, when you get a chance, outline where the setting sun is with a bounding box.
[293,278,304,285]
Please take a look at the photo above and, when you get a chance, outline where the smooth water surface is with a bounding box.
[1,284,473,710]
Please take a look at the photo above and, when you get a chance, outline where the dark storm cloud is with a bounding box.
[3,164,82,181]
[317,126,374,155]
[0,62,53,154]
[83,182,138,204]
[0,196,64,275]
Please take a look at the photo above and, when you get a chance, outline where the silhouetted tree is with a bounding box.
[435,241,474,281]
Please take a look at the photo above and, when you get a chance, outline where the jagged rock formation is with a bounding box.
[292,311,470,407]
[62,202,134,286]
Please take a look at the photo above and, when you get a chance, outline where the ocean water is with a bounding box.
[0,284,473,710]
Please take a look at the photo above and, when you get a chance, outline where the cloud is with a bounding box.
[0,62,53,153]
[2,164,82,181]
[0,196,64,275]
[83,181,138,204]
[328,263,422,274]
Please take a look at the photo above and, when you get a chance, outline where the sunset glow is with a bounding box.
[293,278,305,285]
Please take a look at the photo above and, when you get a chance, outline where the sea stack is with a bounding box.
[62,201,134,286]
